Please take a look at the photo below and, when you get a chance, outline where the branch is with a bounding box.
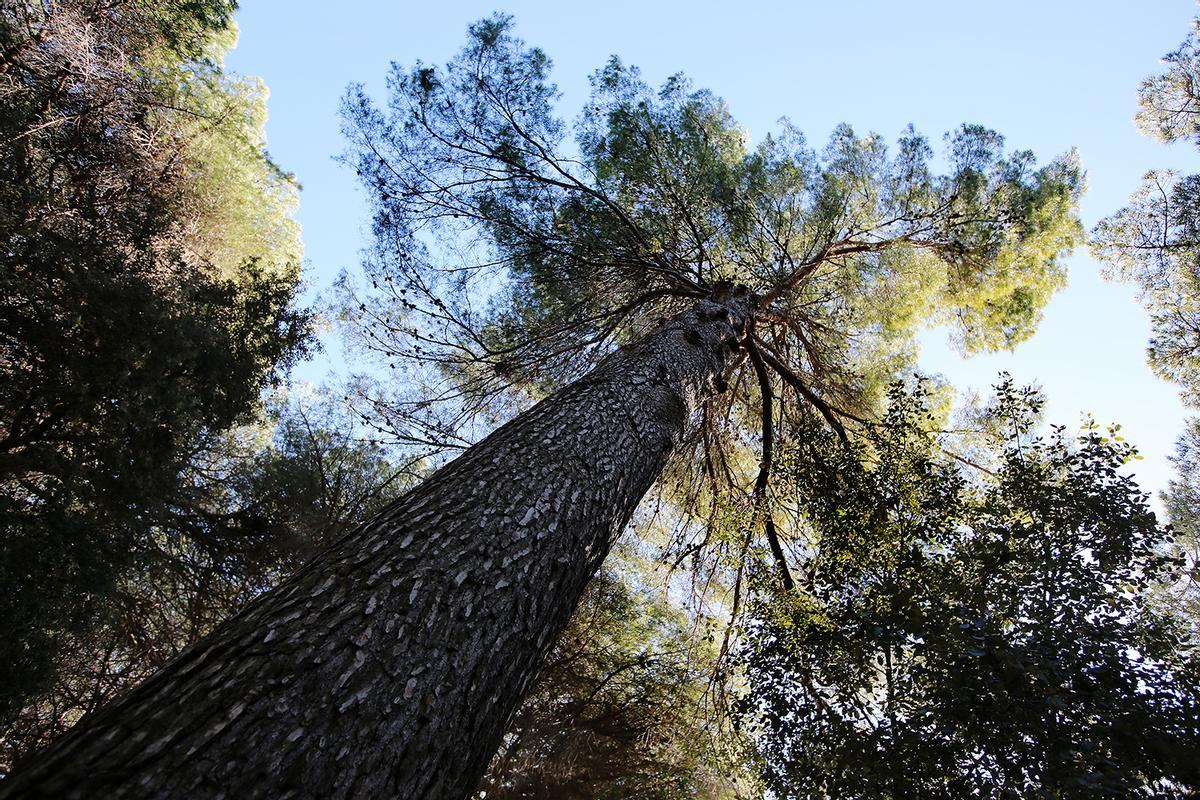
[745,337,795,591]
[753,338,849,442]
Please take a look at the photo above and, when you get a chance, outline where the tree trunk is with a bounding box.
[0,291,753,799]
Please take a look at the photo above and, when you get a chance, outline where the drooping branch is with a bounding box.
[745,336,795,592]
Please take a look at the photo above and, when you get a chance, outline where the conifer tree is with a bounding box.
[2,15,1082,798]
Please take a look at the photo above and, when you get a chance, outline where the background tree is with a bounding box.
[1163,419,1200,626]
[0,0,309,736]
[1092,15,1200,624]
[739,380,1200,799]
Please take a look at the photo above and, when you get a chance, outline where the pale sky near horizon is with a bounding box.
[225,0,1199,506]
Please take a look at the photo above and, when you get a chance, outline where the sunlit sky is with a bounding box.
[226,0,1199,505]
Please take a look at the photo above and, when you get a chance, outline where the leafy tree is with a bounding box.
[739,380,1200,799]
[0,0,309,721]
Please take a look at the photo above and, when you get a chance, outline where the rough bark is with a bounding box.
[0,292,754,800]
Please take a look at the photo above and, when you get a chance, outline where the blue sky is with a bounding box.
[225,0,1199,502]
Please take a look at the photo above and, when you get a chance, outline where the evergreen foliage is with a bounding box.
[340,13,1083,639]
[1092,15,1200,628]
[342,17,1081,422]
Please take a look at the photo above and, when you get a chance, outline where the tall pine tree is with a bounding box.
[3,15,1081,798]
